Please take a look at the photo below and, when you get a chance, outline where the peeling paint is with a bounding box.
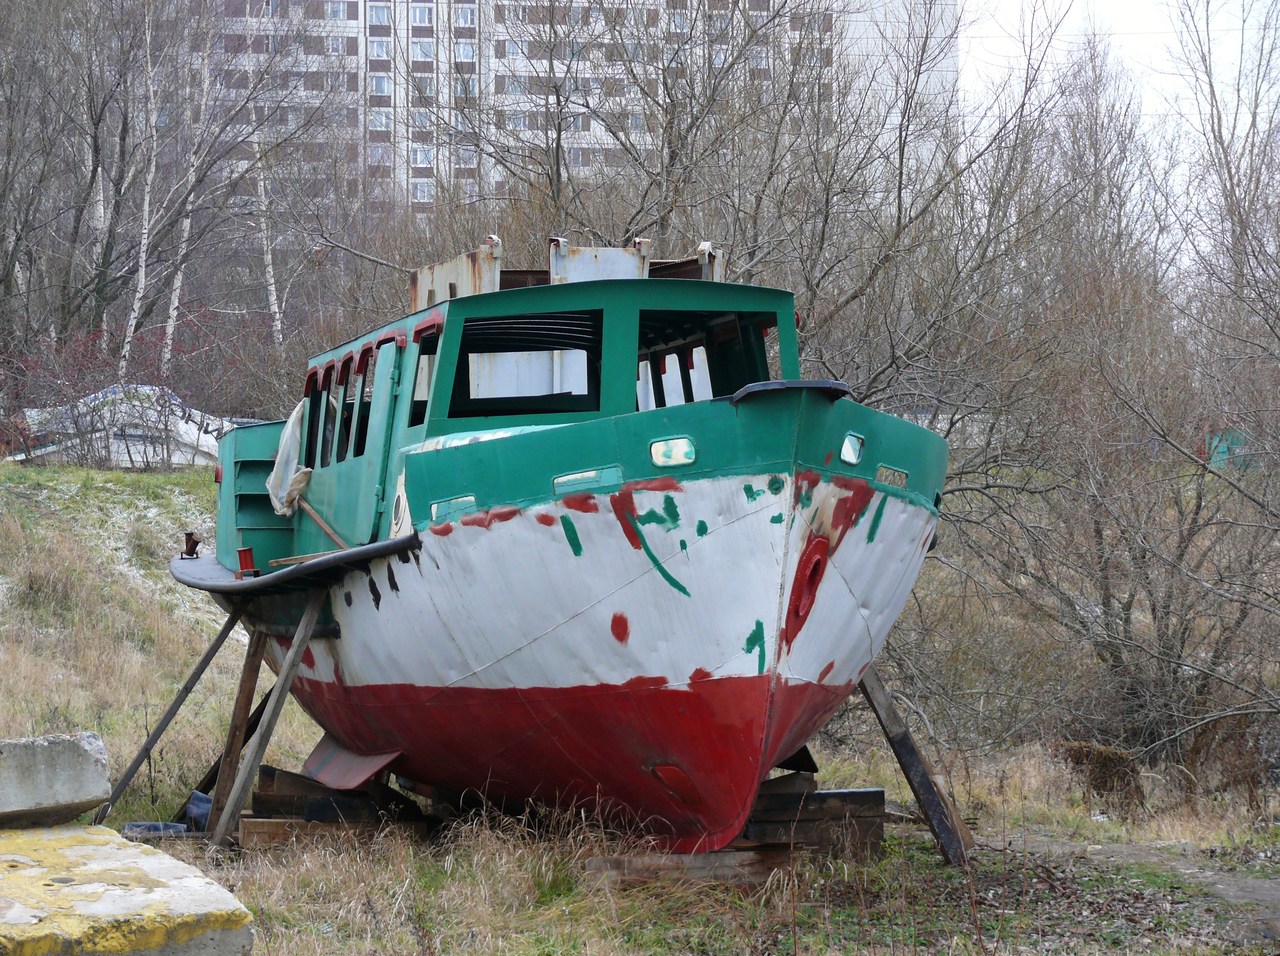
[743,621,765,675]
[610,613,630,644]
[695,519,708,537]
[559,514,583,556]
[866,494,888,544]
[535,512,556,527]
[368,577,382,610]
[562,494,600,513]
[743,483,764,502]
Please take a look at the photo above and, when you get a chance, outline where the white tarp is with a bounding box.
[266,400,311,516]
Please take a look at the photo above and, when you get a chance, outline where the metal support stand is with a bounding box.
[210,592,325,846]
[859,665,974,865]
[93,606,244,825]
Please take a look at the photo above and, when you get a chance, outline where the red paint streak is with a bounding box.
[780,535,830,651]
[817,660,835,684]
[610,612,630,644]
[302,647,316,670]
[623,477,682,492]
[429,522,454,536]
[608,489,643,550]
[622,675,668,691]
[535,512,557,527]
[460,506,522,529]
[562,494,600,513]
[824,451,834,465]
[830,477,875,549]
[283,669,854,854]
[793,469,821,505]
[689,667,712,683]
[856,661,871,683]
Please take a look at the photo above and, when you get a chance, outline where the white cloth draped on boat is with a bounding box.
[266,400,312,516]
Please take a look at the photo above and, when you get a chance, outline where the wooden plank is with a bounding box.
[212,592,325,846]
[236,816,436,849]
[94,607,244,825]
[297,498,350,550]
[207,628,269,834]
[742,816,885,854]
[750,788,885,819]
[859,666,974,865]
[585,846,795,887]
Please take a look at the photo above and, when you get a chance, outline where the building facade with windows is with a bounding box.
[222,0,955,213]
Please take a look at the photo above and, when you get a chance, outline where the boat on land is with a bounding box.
[171,237,948,852]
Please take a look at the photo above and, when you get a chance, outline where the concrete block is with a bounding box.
[0,733,110,827]
[0,825,253,954]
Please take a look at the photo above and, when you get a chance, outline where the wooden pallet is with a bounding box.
[586,776,887,886]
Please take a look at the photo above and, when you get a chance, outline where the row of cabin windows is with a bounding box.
[301,309,772,465]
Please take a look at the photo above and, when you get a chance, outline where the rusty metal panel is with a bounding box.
[548,236,651,283]
[410,236,502,310]
[301,732,401,790]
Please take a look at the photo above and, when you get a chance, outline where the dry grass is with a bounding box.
[1,465,1272,953]
[0,464,317,820]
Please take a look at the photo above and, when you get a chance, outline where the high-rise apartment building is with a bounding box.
[221,0,955,213]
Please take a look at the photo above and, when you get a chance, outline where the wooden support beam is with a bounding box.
[211,592,325,846]
[171,686,274,825]
[206,628,269,835]
[859,665,974,866]
[297,498,349,550]
[93,606,244,825]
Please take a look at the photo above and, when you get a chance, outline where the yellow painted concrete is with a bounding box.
[0,825,251,955]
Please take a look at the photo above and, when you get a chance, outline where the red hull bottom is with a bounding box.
[287,672,852,852]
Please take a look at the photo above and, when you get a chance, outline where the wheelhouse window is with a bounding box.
[635,309,776,409]
[449,309,603,417]
[408,321,441,427]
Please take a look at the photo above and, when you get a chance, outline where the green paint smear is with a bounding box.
[636,494,681,531]
[743,484,764,502]
[559,514,583,556]
[798,486,813,509]
[767,475,785,495]
[865,494,888,544]
[696,520,708,537]
[770,513,784,524]
[628,515,690,597]
[743,620,765,675]
[679,539,688,552]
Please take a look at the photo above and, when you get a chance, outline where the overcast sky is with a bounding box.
[958,0,1199,114]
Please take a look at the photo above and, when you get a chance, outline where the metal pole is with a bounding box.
[93,606,244,825]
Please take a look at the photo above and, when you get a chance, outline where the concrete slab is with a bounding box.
[0,734,110,828]
[0,825,252,954]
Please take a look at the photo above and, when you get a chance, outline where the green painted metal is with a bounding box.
[216,276,946,568]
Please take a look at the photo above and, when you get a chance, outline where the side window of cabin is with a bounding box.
[335,357,356,462]
[636,310,775,409]
[408,333,439,428]
[319,366,339,468]
[352,349,377,457]
[303,371,323,469]
[450,309,603,418]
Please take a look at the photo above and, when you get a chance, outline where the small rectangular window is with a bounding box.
[324,35,346,55]
[368,3,391,25]
[411,145,434,166]
[450,310,602,418]
[411,179,435,202]
[408,335,439,426]
[352,352,377,457]
[324,0,346,19]
[454,5,477,27]
[369,108,393,130]
[411,39,434,60]
[454,41,475,62]
[369,72,392,95]
[368,38,390,59]
[410,3,433,25]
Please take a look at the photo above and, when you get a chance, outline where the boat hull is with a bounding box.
[246,469,936,851]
